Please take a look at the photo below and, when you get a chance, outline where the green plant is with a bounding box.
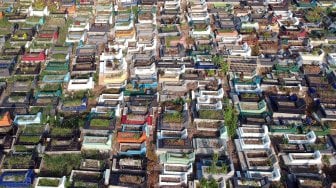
[47,1,58,12]
[51,127,73,136]
[173,98,185,106]
[60,115,85,128]
[208,153,218,174]
[33,0,46,10]
[90,119,110,127]
[51,53,67,60]
[305,7,324,23]
[26,17,41,23]
[0,18,11,28]
[3,174,26,182]
[38,179,60,186]
[29,107,42,114]
[200,178,218,188]
[22,125,45,135]
[206,70,215,77]
[19,136,40,143]
[57,18,73,43]
[165,36,180,47]
[93,72,99,84]
[322,155,330,166]
[40,84,61,92]
[43,154,81,176]
[225,103,238,138]
[4,155,32,169]
[283,138,289,145]
[14,145,32,152]
[161,25,176,32]
[163,112,183,123]
[63,99,83,107]
[133,133,141,139]
[206,153,228,174]
[199,109,224,120]
[251,45,261,56]
[82,150,108,160]
[212,55,229,75]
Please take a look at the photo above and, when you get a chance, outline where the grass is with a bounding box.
[51,53,67,60]
[14,145,33,152]
[22,125,45,135]
[9,96,25,102]
[43,154,81,176]
[38,179,60,186]
[199,110,224,120]
[58,18,73,44]
[63,99,83,107]
[19,135,40,143]
[90,119,110,127]
[163,112,182,123]
[26,17,41,23]
[165,36,180,47]
[74,181,98,188]
[198,45,212,51]
[4,155,32,169]
[0,18,12,28]
[33,0,46,10]
[3,174,26,182]
[48,1,58,12]
[241,93,258,98]
[160,25,177,33]
[29,107,42,114]
[53,46,69,51]
[40,84,61,92]
[50,127,73,137]
[82,150,99,158]
[0,29,10,36]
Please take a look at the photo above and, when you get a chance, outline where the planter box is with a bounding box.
[0,170,35,187]
[35,176,66,188]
